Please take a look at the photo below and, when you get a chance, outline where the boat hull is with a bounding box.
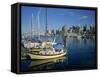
[27,52,67,60]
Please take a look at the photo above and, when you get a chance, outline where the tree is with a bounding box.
[92,25,95,34]
[72,26,76,33]
[75,26,80,34]
[56,29,60,34]
[83,25,87,32]
[61,25,68,48]
[51,29,55,35]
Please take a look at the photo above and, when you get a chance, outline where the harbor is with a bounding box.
[21,36,95,72]
[21,8,68,60]
[21,6,96,72]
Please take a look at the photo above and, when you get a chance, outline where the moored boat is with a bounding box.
[22,8,68,60]
[26,43,67,59]
[27,49,67,59]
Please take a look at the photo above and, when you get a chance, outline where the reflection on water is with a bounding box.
[20,36,96,72]
[21,56,67,72]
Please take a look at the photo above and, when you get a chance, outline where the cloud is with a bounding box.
[80,16,88,19]
[68,12,75,16]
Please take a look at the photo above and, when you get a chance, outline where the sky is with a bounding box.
[21,6,96,33]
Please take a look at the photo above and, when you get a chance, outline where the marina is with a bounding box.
[21,37,95,72]
[21,8,68,60]
[21,6,96,72]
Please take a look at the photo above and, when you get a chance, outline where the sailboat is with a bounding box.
[25,8,67,59]
[23,13,41,51]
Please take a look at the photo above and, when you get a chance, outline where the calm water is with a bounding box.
[20,35,96,72]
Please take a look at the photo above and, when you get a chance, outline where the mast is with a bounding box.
[45,8,48,41]
[31,13,34,41]
[38,14,41,40]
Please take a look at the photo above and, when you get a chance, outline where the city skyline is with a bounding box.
[21,6,95,33]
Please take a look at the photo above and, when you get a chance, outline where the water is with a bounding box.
[20,35,96,72]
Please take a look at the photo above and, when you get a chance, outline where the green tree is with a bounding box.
[51,29,55,35]
[61,25,68,48]
[83,25,87,32]
[76,26,80,34]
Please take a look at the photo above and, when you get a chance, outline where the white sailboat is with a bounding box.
[27,50,66,59]
[25,8,67,59]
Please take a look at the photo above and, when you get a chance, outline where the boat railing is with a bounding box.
[29,49,65,56]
